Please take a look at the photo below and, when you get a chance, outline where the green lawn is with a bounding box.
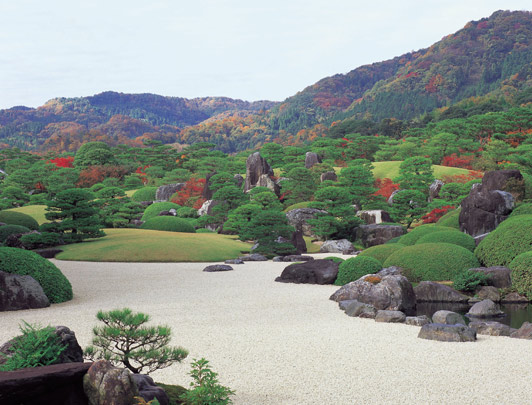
[125,189,138,197]
[304,236,321,253]
[6,205,48,225]
[56,228,252,262]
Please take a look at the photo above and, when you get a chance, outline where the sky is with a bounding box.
[0,1,531,109]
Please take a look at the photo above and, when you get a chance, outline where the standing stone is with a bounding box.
[201,171,217,200]
[291,230,307,254]
[387,190,401,206]
[305,152,322,169]
[234,174,244,188]
[155,183,185,202]
[83,360,139,405]
[197,200,221,217]
[320,171,337,182]
[428,180,444,203]
[244,152,274,192]
[0,271,50,311]
[257,174,280,196]
[357,210,393,225]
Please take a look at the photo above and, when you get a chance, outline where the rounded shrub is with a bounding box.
[475,215,532,266]
[0,225,30,243]
[385,236,402,244]
[131,187,158,203]
[324,256,344,264]
[436,208,461,229]
[0,247,72,303]
[509,203,532,218]
[357,243,406,265]
[509,251,532,299]
[383,243,480,282]
[176,207,199,218]
[141,202,182,221]
[334,256,382,286]
[398,225,459,246]
[416,231,475,252]
[0,211,39,230]
[141,217,196,233]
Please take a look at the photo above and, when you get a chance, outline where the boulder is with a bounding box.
[34,248,63,259]
[510,322,532,339]
[305,152,322,169]
[0,271,50,311]
[234,174,244,188]
[291,229,307,254]
[197,200,221,217]
[414,281,469,303]
[376,266,402,277]
[476,286,501,302]
[406,315,431,327]
[157,209,177,217]
[431,310,465,325]
[132,374,169,405]
[356,225,405,248]
[501,292,529,303]
[320,239,356,254]
[244,152,274,192]
[155,183,185,202]
[344,300,377,318]
[338,300,358,311]
[482,169,525,200]
[257,174,280,196]
[320,171,337,182]
[83,360,139,405]
[285,208,327,237]
[469,267,512,288]
[375,310,406,323]
[467,299,505,318]
[238,254,268,261]
[468,321,513,336]
[203,265,233,272]
[418,324,476,342]
[330,274,416,312]
[428,180,444,203]
[357,210,393,225]
[272,255,314,262]
[224,259,244,265]
[275,259,339,285]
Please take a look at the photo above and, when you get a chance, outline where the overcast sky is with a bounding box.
[0,1,530,109]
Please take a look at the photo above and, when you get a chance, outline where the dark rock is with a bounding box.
[291,229,307,254]
[224,259,244,265]
[469,267,512,288]
[406,315,431,327]
[203,265,233,272]
[320,239,356,254]
[132,374,169,405]
[83,360,139,405]
[305,152,322,169]
[244,152,274,193]
[330,274,416,311]
[234,174,244,188]
[344,300,377,318]
[468,321,513,336]
[238,254,268,261]
[414,281,469,303]
[130,219,145,228]
[338,300,358,311]
[286,208,327,237]
[467,299,505,318]
[510,322,532,339]
[320,171,337,182]
[357,210,393,225]
[34,248,63,258]
[155,183,185,202]
[376,266,402,277]
[157,209,177,216]
[476,286,501,302]
[0,362,91,405]
[5,231,37,248]
[501,292,529,303]
[375,310,406,323]
[275,259,339,285]
[418,324,476,342]
[202,171,217,200]
[0,271,50,311]
[428,180,444,203]
[272,255,314,262]
[356,224,405,248]
[482,169,525,200]
[431,310,465,325]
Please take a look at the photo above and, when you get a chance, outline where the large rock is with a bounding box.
[330,274,416,312]
[155,183,185,201]
[0,271,50,311]
[201,171,217,200]
[305,152,322,169]
[406,315,431,327]
[510,322,532,339]
[431,310,466,325]
[476,286,501,302]
[83,360,139,405]
[418,324,476,342]
[197,199,221,217]
[428,180,444,203]
[320,239,356,254]
[357,210,393,225]
[320,171,337,182]
[285,208,327,237]
[257,174,280,196]
[501,292,529,303]
[468,321,513,336]
[234,174,244,188]
[275,259,339,285]
[244,152,274,192]
[414,281,469,303]
[291,229,307,254]
[467,299,505,318]
[469,267,512,288]
[343,300,377,318]
[482,169,525,200]
[375,310,406,323]
[356,225,406,248]
[132,374,169,405]
[203,265,233,272]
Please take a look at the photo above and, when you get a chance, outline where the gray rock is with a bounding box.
[272,255,314,262]
[0,271,50,311]
[469,267,512,288]
[305,152,322,169]
[132,374,169,405]
[203,265,233,272]
[375,310,406,323]
[201,171,217,200]
[376,266,402,277]
[510,322,532,339]
[320,239,356,254]
[275,259,339,285]
[357,210,393,225]
[414,281,469,303]
[501,292,529,303]
[387,189,401,206]
[468,321,513,336]
[224,259,244,265]
[356,225,405,248]
[338,300,359,311]
[291,229,307,254]
[83,360,139,405]
[477,286,501,302]
[344,300,377,318]
[482,169,525,199]
[234,174,244,188]
[428,180,444,203]
[238,254,268,261]
[431,310,466,325]
[257,174,280,196]
[155,183,185,202]
[467,299,505,318]
[244,152,274,193]
[285,208,327,237]
[406,315,431,327]
[197,200,221,217]
[320,171,337,182]
[418,324,476,342]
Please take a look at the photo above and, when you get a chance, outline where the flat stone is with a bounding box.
[375,310,406,323]
[224,259,244,265]
[338,300,359,311]
[272,255,314,262]
[501,292,529,303]
[432,310,466,325]
[418,323,476,342]
[203,265,233,272]
[414,281,469,303]
[238,254,268,261]
[468,321,513,336]
[406,315,431,327]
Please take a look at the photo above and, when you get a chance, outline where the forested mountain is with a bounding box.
[0,10,531,153]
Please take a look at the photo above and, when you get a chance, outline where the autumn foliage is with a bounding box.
[441,153,474,169]
[48,156,74,168]
[171,178,206,209]
[441,171,483,184]
[421,205,455,224]
[373,178,399,200]
[77,165,129,188]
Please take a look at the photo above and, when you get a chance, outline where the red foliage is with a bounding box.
[441,153,474,169]
[373,178,400,200]
[135,165,151,184]
[48,156,74,168]
[421,205,455,224]
[441,171,483,184]
[171,177,206,209]
[77,165,129,188]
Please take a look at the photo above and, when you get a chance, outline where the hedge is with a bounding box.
[475,215,532,266]
[334,256,382,286]
[0,225,30,243]
[357,244,405,265]
[416,231,476,252]
[141,202,182,221]
[398,225,459,246]
[140,217,196,233]
[436,208,461,229]
[383,243,480,282]
[509,251,532,299]
[0,211,39,230]
[131,187,158,203]
[509,203,532,218]
[0,247,72,303]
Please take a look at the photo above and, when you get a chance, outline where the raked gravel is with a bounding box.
[1,254,532,404]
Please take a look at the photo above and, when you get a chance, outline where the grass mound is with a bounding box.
[141,202,182,221]
[509,203,532,217]
[357,243,406,265]
[416,231,476,252]
[371,161,473,180]
[0,225,30,243]
[0,247,72,303]
[509,251,532,299]
[141,216,196,233]
[334,256,382,286]
[398,225,458,246]
[436,208,461,229]
[0,210,39,230]
[56,229,251,262]
[131,187,158,202]
[475,215,532,266]
[5,205,48,225]
[383,243,480,282]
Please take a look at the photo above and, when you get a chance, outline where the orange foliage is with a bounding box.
[171,178,206,209]
[373,178,400,200]
[440,171,483,184]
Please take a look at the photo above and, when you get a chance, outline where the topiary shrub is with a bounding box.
[436,208,461,229]
[141,217,196,233]
[0,211,39,230]
[176,207,199,218]
[452,270,489,292]
[131,187,158,203]
[334,256,382,286]
[416,231,476,252]
[20,232,63,250]
[509,203,532,218]
[385,236,402,244]
[398,224,459,246]
[475,215,532,267]
[0,225,30,243]
[0,247,72,303]
[383,243,480,282]
[509,251,532,299]
[141,202,182,221]
[357,243,406,265]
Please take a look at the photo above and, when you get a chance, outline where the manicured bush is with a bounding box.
[0,247,72,303]
[334,256,382,286]
[357,243,406,265]
[20,232,63,249]
[196,228,215,233]
[398,225,459,246]
[0,211,39,230]
[141,217,196,233]
[509,203,532,218]
[416,231,476,252]
[0,225,30,243]
[141,202,182,221]
[383,243,480,282]
[475,215,532,266]
[452,270,489,292]
[509,251,532,299]
[131,187,158,202]
[436,208,461,229]
[176,206,199,218]
[324,256,344,264]
[385,236,402,244]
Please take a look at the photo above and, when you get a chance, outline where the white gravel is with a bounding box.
[1,255,532,404]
